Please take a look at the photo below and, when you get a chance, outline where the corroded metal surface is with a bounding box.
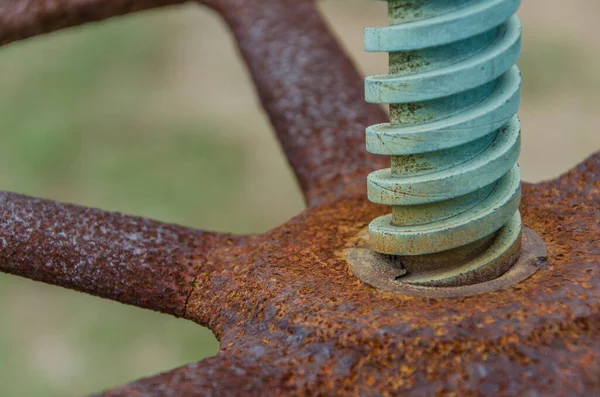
[0,0,189,46]
[98,153,600,396]
[219,0,387,205]
[0,0,598,396]
[0,191,246,318]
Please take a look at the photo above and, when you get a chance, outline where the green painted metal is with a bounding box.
[365,0,523,257]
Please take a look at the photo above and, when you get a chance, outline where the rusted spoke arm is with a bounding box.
[1,0,387,206]
[217,0,388,205]
[0,0,194,46]
[0,191,248,318]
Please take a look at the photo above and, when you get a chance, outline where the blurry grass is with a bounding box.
[0,11,247,397]
[0,13,247,229]
[519,38,600,101]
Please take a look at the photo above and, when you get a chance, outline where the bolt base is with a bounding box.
[347,222,547,298]
[401,212,522,287]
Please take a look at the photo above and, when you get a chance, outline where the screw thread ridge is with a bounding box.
[365,0,523,256]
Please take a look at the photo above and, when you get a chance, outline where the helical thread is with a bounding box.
[365,0,523,257]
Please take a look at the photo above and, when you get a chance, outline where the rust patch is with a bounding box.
[0,0,191,47]
[0,191,245,318]
[97,152,600,396]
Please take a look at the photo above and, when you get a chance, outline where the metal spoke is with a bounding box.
[0,0,191,46]
[218,0,387,205]
[0,0,387,206]
[0,191,253,318]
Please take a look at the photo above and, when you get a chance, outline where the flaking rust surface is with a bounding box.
[100,152,600,397]
[0,192,244,318]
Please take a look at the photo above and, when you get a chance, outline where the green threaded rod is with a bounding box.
[363,0,523,286]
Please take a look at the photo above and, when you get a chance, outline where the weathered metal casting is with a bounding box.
[363,0,526,289]
[0,1,599,396]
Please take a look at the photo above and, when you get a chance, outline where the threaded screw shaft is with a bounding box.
[364,0,524,285]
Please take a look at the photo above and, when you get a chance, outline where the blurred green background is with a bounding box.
[0,0,599,395]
